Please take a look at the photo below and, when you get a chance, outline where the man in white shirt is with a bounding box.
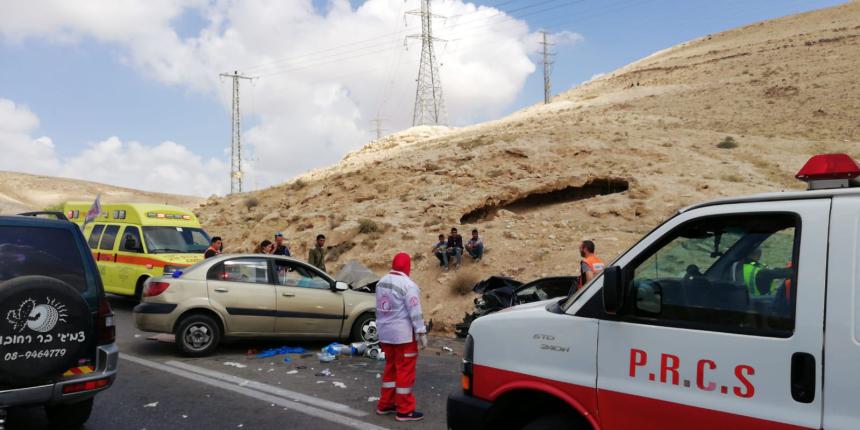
[375,252,428,422]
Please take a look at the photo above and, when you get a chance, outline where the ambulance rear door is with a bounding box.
[590,199,827,430]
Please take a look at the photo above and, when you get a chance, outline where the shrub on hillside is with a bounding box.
[449,272,480,296]
[243,196,259,211]
[717,136,739,149]
[358,218,379,234]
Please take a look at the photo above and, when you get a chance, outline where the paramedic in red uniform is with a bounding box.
[375,252,428,422]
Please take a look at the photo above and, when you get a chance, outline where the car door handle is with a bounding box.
[791,352,816,403]
[214,287,229,293]
[282,292,295,297]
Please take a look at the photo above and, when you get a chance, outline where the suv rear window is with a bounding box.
[0,226,88,293]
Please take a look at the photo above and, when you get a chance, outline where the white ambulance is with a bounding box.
[448,154,860,430]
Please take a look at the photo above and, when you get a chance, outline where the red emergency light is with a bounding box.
[796,153,860,190]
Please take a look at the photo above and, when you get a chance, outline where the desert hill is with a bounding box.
[196,2,860,331]
[0,171,203,215]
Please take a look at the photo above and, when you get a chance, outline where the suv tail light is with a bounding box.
[96,297,115,345]
[145,281,170,297]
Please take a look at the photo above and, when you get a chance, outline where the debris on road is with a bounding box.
[287,370,298,375]
[283,357,292,363]
[255,346,307,358]
[368,396,380,402]
[317,352,336,362]
[223,362,248,369]
[143,402,158,408]
[442,346,453,353]
[315,369,333,377]
[332,381,347,389]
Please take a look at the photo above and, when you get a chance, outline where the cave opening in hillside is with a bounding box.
[460,177,630,224]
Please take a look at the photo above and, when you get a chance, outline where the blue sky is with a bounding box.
[0,0,846,195]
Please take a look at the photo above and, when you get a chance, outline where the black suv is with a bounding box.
[0,213,117,428]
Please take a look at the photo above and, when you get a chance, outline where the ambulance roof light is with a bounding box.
[796,153,860,190]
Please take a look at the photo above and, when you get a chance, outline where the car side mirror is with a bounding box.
[334,281,349,292]
[602,266,625,315]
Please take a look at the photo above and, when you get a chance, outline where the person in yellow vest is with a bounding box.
[578,240,605,290]
[733,248,785,296]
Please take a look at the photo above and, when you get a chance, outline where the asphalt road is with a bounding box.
[6,296,464,430]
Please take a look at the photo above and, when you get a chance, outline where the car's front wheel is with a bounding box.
[175,313,221,357]
[45,397,93,429]
[351,313,377,343]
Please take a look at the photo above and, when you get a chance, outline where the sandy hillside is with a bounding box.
[0,171,203,214]
[196,2,860,332]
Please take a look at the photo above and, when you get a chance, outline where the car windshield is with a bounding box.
[0,226,88,292]
[143,226,210,254]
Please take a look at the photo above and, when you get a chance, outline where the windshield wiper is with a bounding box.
[150,248,185,254]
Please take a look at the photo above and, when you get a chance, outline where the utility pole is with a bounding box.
[219,70,254,194]
[407,0,446,126]
[540,31,554,104]
[371,117,387,140]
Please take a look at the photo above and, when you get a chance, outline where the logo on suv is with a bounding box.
[6,298,68,333]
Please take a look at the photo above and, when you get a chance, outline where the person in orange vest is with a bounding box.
[578,240,605,290]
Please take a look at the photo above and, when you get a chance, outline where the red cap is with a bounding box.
[391,252,411,276]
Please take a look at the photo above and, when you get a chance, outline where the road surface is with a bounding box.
[6,296,463,429]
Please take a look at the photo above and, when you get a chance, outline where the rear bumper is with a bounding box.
[134,303,177,333]
[0,343,119,407]
[447,392,492,430]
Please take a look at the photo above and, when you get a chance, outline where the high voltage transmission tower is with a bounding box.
[540,30,555,104]
[407,0,446,126]
[371,116,387,140]
[220,70,254,194]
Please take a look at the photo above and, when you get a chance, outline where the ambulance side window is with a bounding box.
[88,224,105,248]
[98,225,120,251]
[625,213,799,338]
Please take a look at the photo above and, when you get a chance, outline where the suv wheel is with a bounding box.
[45,398,94,429]
[351,313,377,343]
[175,314,221,357]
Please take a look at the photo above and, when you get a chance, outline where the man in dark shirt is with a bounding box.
[204,237,222,259]
[308,234,327,272]
[273,232,291,257]
[446,227,463,270]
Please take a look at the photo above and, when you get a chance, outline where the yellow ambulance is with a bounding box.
[63,202,211,299]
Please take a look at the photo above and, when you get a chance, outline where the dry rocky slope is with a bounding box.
[0,171,202,215]
[197,2,860,332]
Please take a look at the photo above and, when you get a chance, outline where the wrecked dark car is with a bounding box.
[455,275,578,338]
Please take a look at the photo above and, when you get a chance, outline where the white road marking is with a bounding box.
[164,360,366,417]
[121,354,388,430]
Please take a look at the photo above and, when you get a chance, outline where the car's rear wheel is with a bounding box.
[175,314,221,357]
[45,398,94,429]
[351,313,377,343]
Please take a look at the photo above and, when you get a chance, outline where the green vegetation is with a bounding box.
[716,136,739,149]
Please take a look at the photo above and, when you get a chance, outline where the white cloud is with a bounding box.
[0,0,585,191]
[0,98,226,195]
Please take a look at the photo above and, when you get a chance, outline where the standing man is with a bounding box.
[578,240,605,290]
[376,253,427,422]
[204,236,222,259]
[273,232,291,257]
[465,229,484,261]
[446,227,464,270]
[308,234,327,272]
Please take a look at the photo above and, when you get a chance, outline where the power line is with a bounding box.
[219,70,254,194]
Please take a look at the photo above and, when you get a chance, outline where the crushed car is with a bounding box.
[455,275,577,337]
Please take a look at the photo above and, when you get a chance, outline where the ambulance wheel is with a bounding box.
[522,413,581,430]
[175,313,221,357]
[134,276,148,302]
[45,397,94,428]
[350,313,377,343]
